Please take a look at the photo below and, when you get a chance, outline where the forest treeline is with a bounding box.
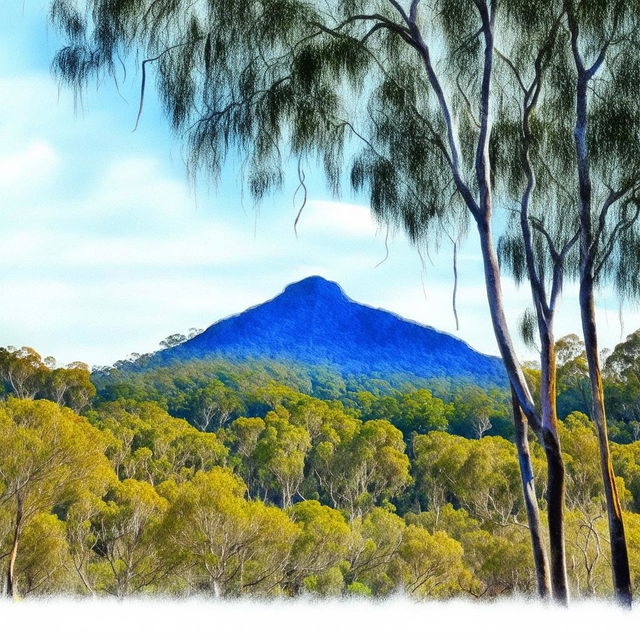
[3,331,640,598]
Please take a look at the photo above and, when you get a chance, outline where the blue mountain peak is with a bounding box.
[159,276,506,386]
[282,275,346,300]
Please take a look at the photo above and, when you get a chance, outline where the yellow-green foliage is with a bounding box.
[3,371,640,599]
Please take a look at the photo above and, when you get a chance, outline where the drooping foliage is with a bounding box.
[48,0,565,246]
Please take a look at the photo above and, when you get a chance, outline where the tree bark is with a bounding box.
[511,389,551,598]
[538,326,569,604]
[476,218,569,603]
[409,0,568,602]
[571,44,633,604]
[6,496,23,599]
[510,28,570,601]
[580,271,632,607]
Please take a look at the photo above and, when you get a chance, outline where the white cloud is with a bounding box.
[0,274,272,365]
[297,200,382,238]
[87,156,194,222]
[0,140,59,189]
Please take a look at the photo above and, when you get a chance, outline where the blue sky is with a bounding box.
[1,2,637,367]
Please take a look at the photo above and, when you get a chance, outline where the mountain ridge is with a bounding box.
[152,276,505,385]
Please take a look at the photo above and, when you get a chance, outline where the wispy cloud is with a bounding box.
[297,200,382,238]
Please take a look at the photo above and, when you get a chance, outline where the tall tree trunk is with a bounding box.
[572,55,633,605]
[476,218,569,603]
[580,271,632,607]
[538,326,569,603]
[511,388,551,598]
[6,496,23,599]
[411,4,563,599]
[513,43,570,600]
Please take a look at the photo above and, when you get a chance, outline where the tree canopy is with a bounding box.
[2,338,640,598]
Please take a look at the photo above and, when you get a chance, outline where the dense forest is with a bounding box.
[3,329,640,599]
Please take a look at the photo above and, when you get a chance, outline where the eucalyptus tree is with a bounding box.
[0,399,114,597]
[492,7,579,601]
[492,0,640,603]
[48,0,566,599]
[556,0,640,607]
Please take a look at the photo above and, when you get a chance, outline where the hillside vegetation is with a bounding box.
[2,331,640,598]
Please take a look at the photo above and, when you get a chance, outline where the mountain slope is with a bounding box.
[157,276,505,385]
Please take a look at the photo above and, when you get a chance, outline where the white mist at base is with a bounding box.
[0,597,635,640]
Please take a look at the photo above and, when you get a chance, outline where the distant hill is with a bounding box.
[149,276,505,386]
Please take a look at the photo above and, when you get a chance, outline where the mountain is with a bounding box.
[155,276,505,385]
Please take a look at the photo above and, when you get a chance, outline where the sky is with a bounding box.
[1,2,639,368]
